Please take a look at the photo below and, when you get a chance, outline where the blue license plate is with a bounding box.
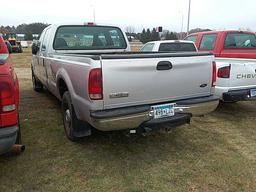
[152,103,175,119]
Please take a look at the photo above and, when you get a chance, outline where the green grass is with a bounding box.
[0,49,256,192]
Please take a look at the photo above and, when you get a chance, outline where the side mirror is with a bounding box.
[32,41,40,55]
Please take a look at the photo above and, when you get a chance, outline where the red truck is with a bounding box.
[0,34,23,154]
[185,30,256,102]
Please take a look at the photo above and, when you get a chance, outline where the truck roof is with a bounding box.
[49,22,121,29]
[189,30,256,36]
[147,40,195,44]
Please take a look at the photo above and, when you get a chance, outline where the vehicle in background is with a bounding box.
[185,30,256,102]
[140,40,197,52]
[20,41,28,48]
[5,41,12,53]
[0,34,23,155]
[31,23,218,142]
[7,34,23,53]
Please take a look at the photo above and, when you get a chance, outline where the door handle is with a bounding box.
[157,61,173,70]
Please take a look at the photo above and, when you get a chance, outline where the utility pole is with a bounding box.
[180,13,184,39]
[187,0,191,36]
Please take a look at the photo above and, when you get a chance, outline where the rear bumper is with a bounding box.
[222,88,256,102]
[0,125,18,154]
[90,96,219,131]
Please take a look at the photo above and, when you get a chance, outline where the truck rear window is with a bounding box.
[224,33,256,49]
[159,43,197,52]
[53,26,127,50]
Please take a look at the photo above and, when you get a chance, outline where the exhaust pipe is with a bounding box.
[11,144,25,154]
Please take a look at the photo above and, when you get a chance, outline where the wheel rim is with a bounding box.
[64,108,72,135]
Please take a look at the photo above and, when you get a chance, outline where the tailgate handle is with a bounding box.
[157,61,173,70]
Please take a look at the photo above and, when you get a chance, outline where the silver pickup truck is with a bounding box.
[31,23,219,141]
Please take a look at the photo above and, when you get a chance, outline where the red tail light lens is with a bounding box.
[0,38,8,54]
[88,68,103,100]
[0,76,15,112]
[217,65,231,78]
[212,61,217,87]
[0,75,18,127]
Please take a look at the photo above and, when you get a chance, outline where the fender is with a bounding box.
[56,68,85,120]
[56,68,75,100]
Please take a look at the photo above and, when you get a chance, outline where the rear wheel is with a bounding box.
[62,91,91,142]
[32,68,44,92]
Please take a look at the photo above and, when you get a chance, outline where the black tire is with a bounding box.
[32,68,44,92]
[62,91,87,142]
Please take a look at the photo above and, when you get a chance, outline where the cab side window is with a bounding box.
[199,34,217,50]
[41,29,50,52]
[37,31,45,53]
[224,33,256,49]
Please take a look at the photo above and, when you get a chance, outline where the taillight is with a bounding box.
[0,39,8,54]
[0,76,15,113]
[212,61,217,87]
[0,75,18,127]
[88,68,103,100]
[217,65,231,78]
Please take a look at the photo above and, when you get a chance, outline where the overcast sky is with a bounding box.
[1,0,255,32]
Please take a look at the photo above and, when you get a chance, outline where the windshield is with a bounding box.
[159,42,197,52]
[53,25,127,50]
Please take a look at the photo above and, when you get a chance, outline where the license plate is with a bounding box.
[250,89,256,97]
[152,103,175,119]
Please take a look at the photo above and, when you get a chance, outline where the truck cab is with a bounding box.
[185,30,256,58]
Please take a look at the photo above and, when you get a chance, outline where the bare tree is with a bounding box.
[238,27,252,31]
[246,28,252,32]
[125,26,135,34]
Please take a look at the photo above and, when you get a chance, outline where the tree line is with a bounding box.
[127,27,211,44]
[126,28,180,44]
[0,23,49,40]
[0,22,211,43]
[139,28,181,43]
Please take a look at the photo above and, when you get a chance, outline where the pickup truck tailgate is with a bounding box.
[221,58,256,87]
[101,53,214,109]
